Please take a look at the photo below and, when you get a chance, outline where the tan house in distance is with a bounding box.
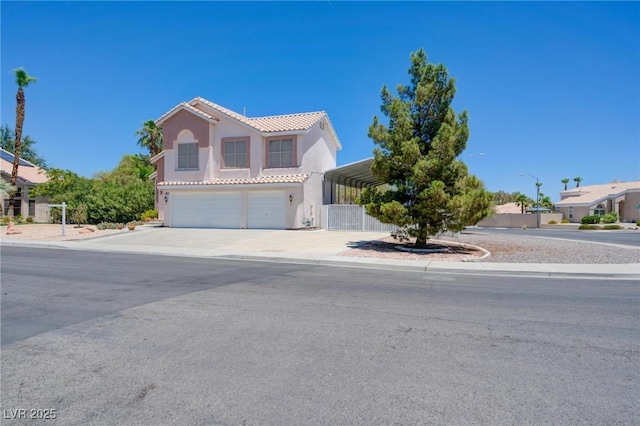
[0,148,49,222]
[555,180,640,223]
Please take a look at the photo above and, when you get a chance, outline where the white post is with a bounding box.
[61,202,66,236]
[361,205,366,231]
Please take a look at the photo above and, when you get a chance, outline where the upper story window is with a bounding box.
[177,142,199,170]
[222,137,248,168]
[268,137,295,168]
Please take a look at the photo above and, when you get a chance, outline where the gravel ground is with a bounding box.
[1,223,127,241]
[344,231,640,264]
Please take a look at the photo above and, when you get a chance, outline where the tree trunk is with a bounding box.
[415,221,429,248]
[8,87,25,217]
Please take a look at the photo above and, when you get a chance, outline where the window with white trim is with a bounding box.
[594,204,606,216]
[268,138,294,167]
[223,138,248,168]
[177,143,199,170]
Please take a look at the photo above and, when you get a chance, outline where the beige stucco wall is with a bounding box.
[621,191,640,222]
[477,213,562,228]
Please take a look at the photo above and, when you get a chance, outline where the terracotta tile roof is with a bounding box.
[158,174,309,187]
[191,97,325,133]
[155,101,219,124]
[494,202,523,214]
[555,180,640,206]
[0,150,48,184]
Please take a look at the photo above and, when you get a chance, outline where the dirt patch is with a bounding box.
[341,237,486,262]
[1,224,125,242]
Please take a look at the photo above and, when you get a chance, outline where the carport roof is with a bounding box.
[324,158,381,187]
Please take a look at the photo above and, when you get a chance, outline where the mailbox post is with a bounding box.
[48,202,66,236]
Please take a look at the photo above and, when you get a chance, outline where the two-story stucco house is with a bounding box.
[152,97,341,229]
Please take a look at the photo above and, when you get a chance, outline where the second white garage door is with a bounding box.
[172,192,241,228]
[247,190,286,229]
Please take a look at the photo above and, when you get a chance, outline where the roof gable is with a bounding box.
[190,97,342,149]
[0,149,48,184]
[555,180,640,206]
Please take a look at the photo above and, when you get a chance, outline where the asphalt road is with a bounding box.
[473,226,640,247]
[1,246,638,425]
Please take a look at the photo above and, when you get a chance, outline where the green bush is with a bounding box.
[637,220,640,227]
[96,222,123,230]
[522,225,527,230]
[581,215,600,224]
[1,216,11,224]
[26,216,34,223]
[561,219,569,224]
[547,220,557,225]
[602,212,618,224]
[140,209,158,221]
[579,224,602,230]
[603,225,621,230]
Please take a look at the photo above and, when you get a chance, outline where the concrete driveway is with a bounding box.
[73,227,388,260]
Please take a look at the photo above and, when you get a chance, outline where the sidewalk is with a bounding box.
[3,225,639,278]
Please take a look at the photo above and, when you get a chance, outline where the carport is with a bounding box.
[322,158,382,204]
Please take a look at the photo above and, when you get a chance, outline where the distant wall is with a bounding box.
[477,213,562,228]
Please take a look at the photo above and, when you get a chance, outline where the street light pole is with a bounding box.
[521,173,541,228]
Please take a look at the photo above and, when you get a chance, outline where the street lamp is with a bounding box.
[521,173,541,228]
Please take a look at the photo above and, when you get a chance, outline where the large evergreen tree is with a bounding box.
[359,49,491,247]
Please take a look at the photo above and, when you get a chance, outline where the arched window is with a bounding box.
[594,203,605,216]
[176,130,198,170]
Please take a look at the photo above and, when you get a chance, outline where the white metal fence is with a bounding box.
[326,205,398,232]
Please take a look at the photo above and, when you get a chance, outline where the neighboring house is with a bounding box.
[0,148,49,221]
[555,180,640,223]
[494,202,522,214]
[152,97,341,229]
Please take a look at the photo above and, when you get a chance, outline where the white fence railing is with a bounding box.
[325,205,398,232]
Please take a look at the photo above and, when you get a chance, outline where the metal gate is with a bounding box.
[327,205,398,232]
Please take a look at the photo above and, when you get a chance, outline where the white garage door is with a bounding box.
[172,192,241,228]
[247,190,286,229]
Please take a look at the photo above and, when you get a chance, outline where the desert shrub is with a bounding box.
[602,212,618,224]
[140,209,158,221]
[603,224,621,230]
[72,201,88,225]
[391,227,410,242]
[96,222,121,230]
[1,216,11,224]
[547,220,557,225]
[26,216,34,223]
[581,215,600,224]
[522,225,527,230]
[637,220,640,227]
[561,219,569,224]
[579,224,602,230]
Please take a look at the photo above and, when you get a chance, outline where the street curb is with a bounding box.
[2,240,639,279]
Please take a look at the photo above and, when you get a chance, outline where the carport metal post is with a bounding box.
[48,202,66,236]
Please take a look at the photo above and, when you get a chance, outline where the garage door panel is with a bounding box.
[172,192,241,228]
[247,191,285,229]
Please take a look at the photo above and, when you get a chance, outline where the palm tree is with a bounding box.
[8,68,37,217]
[135,120,163,157]
[561,178,569,190]
[573,176,583,188]
[515,193,531,214]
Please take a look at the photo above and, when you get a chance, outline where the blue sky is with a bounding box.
[1,1,638,201]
